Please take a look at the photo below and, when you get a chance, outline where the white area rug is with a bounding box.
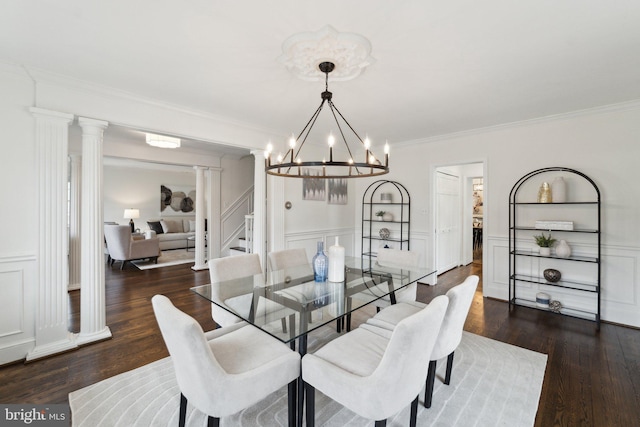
[69,324,547,427]
[131,249,197,270]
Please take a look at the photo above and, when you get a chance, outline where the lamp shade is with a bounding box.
[123,209,140,219]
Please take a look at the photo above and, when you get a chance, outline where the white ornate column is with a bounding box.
[76,117,112,345]
[207,168,222,260]
[68,154,82,291]
[251,150,266,270]
[192,166,208,270]
[27,107,77,361]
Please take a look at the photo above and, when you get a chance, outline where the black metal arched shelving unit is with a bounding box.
[509,167,601,330]
[361,180,410,269]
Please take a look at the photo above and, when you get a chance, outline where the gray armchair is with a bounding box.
[104,224,160,270]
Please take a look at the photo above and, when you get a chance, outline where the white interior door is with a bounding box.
[436,171,461,274]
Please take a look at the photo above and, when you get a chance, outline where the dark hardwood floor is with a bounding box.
[1,255,639,426]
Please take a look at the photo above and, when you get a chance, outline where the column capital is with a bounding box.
[30,107,73,123]
[78,117,109,131]
[193,165,209,171]
[250,149,266,157]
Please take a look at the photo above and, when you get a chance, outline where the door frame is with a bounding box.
[430,159,487,292]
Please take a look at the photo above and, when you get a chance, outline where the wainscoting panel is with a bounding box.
[0,254,36,364]
[284,229,355,262]
[485,236,640,328]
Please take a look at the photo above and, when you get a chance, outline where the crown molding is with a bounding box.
[24,65,285,139]
[397,98,640,148]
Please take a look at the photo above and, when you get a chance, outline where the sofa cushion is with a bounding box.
[147,221,164,234]
[161,219,183,233]
[188,220,196,232]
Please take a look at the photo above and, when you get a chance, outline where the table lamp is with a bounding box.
[123,209,140,233]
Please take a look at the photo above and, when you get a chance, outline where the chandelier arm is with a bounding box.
[282,99,326,175]
[294,99,326,160]
[327,100,364,175]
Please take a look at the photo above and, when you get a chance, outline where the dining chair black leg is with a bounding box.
[179,393,187,427]
[410,395,419,427]
[375,420,387,426]
[207,416,219,427]
[288,379,297,427]
[120,260,126,270]
[424,360,437,408]
[305,382,315,427]
[444,352,455,385]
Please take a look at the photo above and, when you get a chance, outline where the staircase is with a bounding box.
[229,237,249,256]
[228,214,254,257]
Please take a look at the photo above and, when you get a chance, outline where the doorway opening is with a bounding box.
[433,162,485,292]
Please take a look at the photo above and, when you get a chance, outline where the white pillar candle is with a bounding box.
[328,236,345,282]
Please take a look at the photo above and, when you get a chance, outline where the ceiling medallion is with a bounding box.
[265,61,389,179]
[278,25,376,82]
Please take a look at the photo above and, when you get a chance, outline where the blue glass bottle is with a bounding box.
[312,241,328,282]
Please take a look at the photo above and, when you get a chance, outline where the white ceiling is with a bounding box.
[2,1,640,149]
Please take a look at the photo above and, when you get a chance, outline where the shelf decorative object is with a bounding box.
[379,228,390,239]
[380,193,393,203]
[543,268,562,282]
[534,232,556,256]
[382,212,393,221]
[537,182,552,203]
[549,300,563,313]
[375,211,385,220]
[551,176,567,202]
[312,241,328,282]
[509,166,601,330]
[536,292,550,308]
[555,239,572,258]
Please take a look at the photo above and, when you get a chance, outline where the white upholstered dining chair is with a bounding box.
[268,248,309,271]
[302,295,449,426]
[152,294,300,427]
[364,275,479,408]
[208,253,295,334]
[346,248,421,330]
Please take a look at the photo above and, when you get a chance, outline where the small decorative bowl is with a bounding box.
[543,268,561,282]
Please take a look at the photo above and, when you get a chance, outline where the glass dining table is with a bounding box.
[191,255,436,426]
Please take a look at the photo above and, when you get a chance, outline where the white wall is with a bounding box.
[0,64,38,363]
[103,162,197,226]
[355,105,640,327]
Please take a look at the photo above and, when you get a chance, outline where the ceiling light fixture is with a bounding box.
[265,61,389,179]
[146,133,181,149]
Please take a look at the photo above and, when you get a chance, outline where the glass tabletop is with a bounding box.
[191,256,436,346]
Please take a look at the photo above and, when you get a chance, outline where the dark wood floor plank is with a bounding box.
[1,259,639,427]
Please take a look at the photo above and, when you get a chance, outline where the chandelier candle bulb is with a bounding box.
[328,236,345,282]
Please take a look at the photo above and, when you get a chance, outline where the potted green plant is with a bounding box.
[375,211,385,220]
[533,232,556,256]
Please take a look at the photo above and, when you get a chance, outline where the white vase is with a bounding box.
[551,177,567,203]
[539,247,551,256]
[555,240,571,258]
[382,212,393,221]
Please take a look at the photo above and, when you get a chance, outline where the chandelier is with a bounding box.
[264,61,389,179]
